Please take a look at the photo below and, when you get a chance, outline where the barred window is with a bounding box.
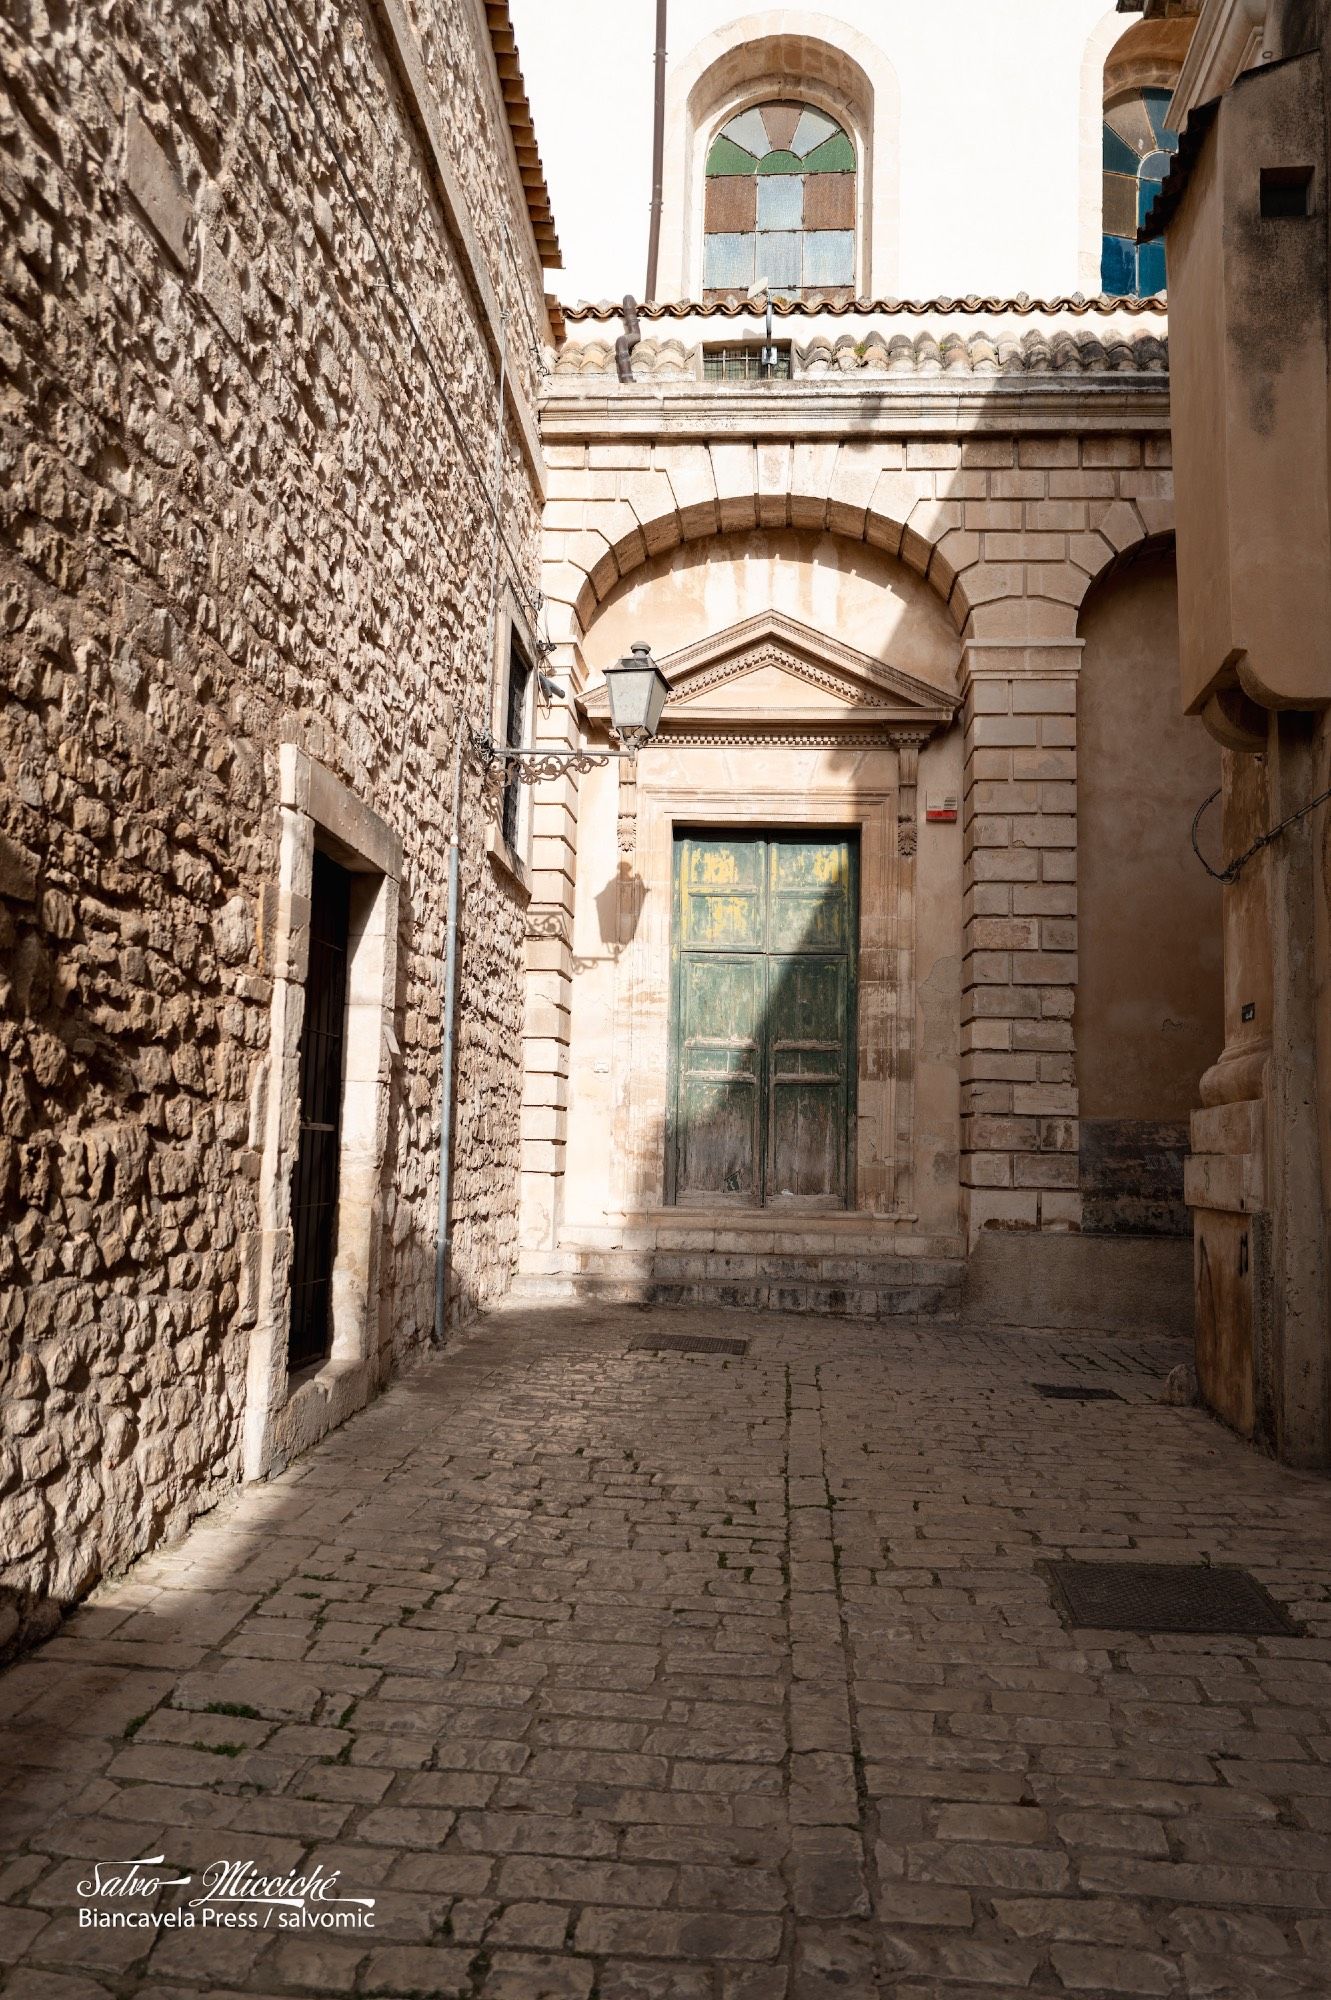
[702,343,793,381]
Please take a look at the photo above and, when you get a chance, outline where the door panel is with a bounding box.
[288,849,351,1371]
[678,834,765,950]
[768,838,851,952]
[767,956,848,1203]
[675,952,763,1203]
[671,832,856,1208]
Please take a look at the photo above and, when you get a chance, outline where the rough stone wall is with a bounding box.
[0,0,545,1649]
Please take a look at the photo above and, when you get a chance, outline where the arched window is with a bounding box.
[703,99,857,302]
[1102,88,1177,296]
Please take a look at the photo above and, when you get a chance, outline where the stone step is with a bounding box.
[511,1248,964,1320]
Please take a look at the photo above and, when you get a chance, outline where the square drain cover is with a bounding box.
[1046,1560,1298,1635]
[1034,1382,1122,1401]
[629,1334,748,1357]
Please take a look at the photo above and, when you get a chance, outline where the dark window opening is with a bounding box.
[1260,165,1313,218]
[502,642,532,852]
[703,343,793,382]
[288,848,351,1373]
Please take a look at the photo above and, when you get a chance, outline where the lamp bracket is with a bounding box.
[470,725,641,785]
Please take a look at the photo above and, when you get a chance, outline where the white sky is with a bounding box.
[508,1,1120,305]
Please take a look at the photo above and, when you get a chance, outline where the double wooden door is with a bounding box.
[668,831,857,1208]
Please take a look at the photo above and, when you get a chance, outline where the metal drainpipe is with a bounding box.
[644,0,668,301]
[433,735,465,1345]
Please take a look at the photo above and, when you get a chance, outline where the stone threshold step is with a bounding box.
[509,1272,961,1319]
[590,1250,964,1284]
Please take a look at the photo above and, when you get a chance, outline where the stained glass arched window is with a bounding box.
[703,100,857,302]
[1102,88,1178,296]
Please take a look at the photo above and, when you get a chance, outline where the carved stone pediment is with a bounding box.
[582,610,958,742]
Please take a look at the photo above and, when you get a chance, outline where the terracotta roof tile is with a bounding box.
[551,328,1169,378]
[485,0,561,267]
[562,292,1166,320]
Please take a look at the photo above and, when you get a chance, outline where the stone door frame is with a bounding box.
[613,757,920,1222]
[243,746,402,1482]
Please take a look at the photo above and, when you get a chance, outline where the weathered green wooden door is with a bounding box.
[669,831,857,1208]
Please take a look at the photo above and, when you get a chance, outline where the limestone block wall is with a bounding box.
[0,0,546,1648]
[530,368,1177,1257]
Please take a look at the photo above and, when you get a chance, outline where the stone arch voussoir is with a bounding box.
[541,451,971,645]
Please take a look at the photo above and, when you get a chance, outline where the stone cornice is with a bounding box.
[1168,0,1265,125]
[540,378,1170,440]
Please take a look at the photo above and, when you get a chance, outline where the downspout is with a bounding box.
[644,0,667,301]
[433,737,464,1344]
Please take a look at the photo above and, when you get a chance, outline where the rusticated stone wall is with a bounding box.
[0,0,546,1650]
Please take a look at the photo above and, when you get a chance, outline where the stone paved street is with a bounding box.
[1,1304,1330,1999]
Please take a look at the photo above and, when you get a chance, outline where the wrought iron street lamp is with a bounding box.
[477,640,670,783]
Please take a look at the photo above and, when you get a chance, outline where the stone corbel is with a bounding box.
[616,757,638,858]
[890,731,926,857]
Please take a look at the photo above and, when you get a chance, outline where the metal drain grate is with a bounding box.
[629,1334,749,1357]
[1045,1560,1299,1635]
[1034,1382,1123,1401]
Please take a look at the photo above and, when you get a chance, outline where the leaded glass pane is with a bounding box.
[704,231,756,289]
[707,134,759,177]
[755,230,800,288]
[757,174,804,230]
[803,173,854,230]
[706,174,757,232]
[1103,171,1138,239]
[721,108,771,157]
[800,132,856,174]
[762,103,800,151]
[1138,239,1167,295]
[1105,95,1156,156]
[792,107,838,157]
[1143,88,1176,145]
[1103,126,1139,174]
[1101,233,1136,294]
[802,230,855,288]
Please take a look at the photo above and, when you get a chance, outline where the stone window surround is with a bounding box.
[486,583,539,901]
[242,746,402,1482]
[658,14,900,301]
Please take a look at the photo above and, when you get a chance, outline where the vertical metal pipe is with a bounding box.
[644,0,668,301]
[433,736,466,1343]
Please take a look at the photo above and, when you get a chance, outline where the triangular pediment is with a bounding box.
[583,611,958,738]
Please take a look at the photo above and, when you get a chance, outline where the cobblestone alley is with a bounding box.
[1,1305,1330,2000]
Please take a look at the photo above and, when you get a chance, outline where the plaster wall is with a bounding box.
[511,0,1129,303]
[579,532,961,688]
[1168,51,1331,714]
[1075,554,1223,1232]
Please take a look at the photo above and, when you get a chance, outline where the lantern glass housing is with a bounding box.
[604,642,670,747]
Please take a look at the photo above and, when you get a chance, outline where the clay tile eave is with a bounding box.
[484,0,562,270]
[562,295,1169,320]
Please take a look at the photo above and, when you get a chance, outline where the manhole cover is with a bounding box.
[1034,1383,1122,1401]
[1045,1561,1298,1635]
[629,1334,749,1357]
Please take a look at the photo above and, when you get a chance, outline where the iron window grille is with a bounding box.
[703,343,793,382]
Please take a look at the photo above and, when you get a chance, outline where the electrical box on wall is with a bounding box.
[926,792,958,823]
